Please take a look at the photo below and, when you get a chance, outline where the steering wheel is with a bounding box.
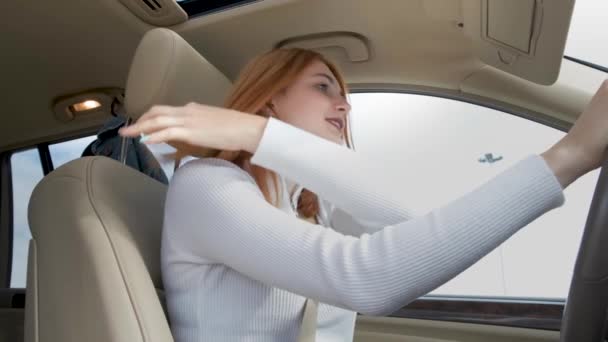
[560,158,608,341]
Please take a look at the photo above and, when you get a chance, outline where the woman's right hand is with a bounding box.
[542,80,608,188]
[118,102,269,156]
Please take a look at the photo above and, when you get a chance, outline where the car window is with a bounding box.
[48,136,97,169]
[9,136,96,288]
[348,92,599,299]
[10,149,44,288]
[564,0,608,69]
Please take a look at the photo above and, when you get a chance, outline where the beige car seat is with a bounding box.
[24,28,231,342]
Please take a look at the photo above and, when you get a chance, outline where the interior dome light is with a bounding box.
[70,100,102,113]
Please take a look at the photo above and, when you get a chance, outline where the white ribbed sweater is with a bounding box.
[160,117,565,342]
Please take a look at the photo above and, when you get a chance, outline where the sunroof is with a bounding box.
[176,0,261,17]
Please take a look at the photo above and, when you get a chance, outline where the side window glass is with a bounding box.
[349,93,599,299]
[9,135,96,288]
[49,136,97,169]
[10,149,44,288]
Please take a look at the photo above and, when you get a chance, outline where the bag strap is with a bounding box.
[297,214,319,342]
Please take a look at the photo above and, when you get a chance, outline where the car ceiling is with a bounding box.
[0,0,592,153]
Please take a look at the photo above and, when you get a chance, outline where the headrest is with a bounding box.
[125,28,232,120]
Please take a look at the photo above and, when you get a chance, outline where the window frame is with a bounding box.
[386,296,565,331]
[0,151,14,288]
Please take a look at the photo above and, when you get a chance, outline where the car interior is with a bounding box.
[1,0,607,341]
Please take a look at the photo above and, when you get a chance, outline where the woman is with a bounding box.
[119,48,608,341]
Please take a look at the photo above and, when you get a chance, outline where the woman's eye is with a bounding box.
[316,83,329,92]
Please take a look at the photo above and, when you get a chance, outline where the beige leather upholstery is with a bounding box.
[125,27,232,121]
[26,157,172,342]
[25,28,233,342]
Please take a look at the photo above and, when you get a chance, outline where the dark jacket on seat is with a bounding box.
[81,115,169,185]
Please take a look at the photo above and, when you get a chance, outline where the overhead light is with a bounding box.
[53,88,123,122]
[70,100,102,113]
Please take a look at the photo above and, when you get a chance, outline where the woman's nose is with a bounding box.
[335,97,351,113]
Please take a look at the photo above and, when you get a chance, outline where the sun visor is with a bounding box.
[462,0,575,85]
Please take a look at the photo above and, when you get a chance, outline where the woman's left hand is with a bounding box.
[118,102,268,155]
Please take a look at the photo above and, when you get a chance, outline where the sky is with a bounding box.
[8,0,608,300]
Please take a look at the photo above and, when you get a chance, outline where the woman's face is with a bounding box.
[268,60,351,145]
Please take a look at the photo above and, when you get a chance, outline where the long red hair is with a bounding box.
[181,48,352,219]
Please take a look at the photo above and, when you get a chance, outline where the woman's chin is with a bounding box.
[325,134,344,145]
[313,126,343,145]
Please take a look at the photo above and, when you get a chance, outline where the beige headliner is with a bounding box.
[1,0,592,153]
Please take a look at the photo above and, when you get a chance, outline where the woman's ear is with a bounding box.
[265,102,278,118]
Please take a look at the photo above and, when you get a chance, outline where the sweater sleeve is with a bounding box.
[252,118,421,230]
[165,149,564,316]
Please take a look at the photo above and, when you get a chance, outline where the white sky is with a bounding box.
[564,0,608,68]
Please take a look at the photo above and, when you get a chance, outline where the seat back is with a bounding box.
[26,157,172,342]
[25,27,232,342]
